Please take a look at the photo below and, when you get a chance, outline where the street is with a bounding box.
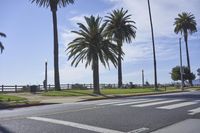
[0,91,200,133]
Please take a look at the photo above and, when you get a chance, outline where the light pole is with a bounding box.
[147,0,158,91]
[44,60,48,91]
[142,70,144,88]
[179,38,184,90]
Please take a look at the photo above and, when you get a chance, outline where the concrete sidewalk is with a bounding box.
[5,90,189,104]
[6,92,93,103]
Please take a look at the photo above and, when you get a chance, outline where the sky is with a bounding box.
[0,0,200,85]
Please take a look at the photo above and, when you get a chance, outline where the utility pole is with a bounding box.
[147,0,158,91]
[142,70,144,88]
[179,38,184,91]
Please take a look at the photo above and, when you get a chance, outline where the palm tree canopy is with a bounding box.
[0,32,6,54]
[105,8,136,45]
[31,0,74,10]
[67,15,119,69]
[174,12,197,35]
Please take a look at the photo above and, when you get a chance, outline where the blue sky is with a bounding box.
[0,0,199,85]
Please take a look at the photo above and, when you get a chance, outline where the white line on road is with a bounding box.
[28,117,149,133]
[132,99,182,107]
[28,117,124,133]
[157,101,197,110]
[127,127,149,133]
[97,99,146,106]
[115,99,162,106]
[188,107,200,115]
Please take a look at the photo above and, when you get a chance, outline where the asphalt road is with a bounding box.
[0,91,200,133]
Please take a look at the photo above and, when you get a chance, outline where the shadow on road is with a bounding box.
[0,125,13,133]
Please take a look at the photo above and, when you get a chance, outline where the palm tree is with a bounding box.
[0,32,6,54]
[105,8,136,88]
[31,0,75,90]
[147,0,158,90]
[67,16,118,94]
[174,12,197,85]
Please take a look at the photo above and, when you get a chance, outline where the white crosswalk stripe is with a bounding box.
[188,107,200,115]
[115,99,162,106]
[96,98,200,114]
[157,101,197,110]
[97,99,146,106]
[132,99,182,107]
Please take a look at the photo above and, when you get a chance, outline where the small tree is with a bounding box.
[197,68,200,79]
[171,66,195,82]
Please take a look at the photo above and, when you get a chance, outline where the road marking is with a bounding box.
[28,117,124,133]
[127,127,149,133]
[132,99,182,107]
[28,117,149,133]
[97,99,146,106]
[188,107,200,115]
[157,101,197,110]
[115,99,162,106]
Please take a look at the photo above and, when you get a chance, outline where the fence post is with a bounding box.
[2,85,4,92]
[15,85,17,93]
[67,84,69,89]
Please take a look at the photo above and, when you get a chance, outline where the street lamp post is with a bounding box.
[179,38,184,91]
[44,60,48,91]
[147,0,158,91]
[142,70,144,88]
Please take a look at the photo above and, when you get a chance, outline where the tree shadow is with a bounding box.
[66,90,95,96]
[0,124,14,133]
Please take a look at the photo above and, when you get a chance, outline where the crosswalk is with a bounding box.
[95,98,200,115]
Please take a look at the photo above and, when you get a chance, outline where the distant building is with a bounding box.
[193,79,200,86]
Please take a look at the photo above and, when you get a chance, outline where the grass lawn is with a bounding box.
[190,87,200,91]
[43,87,180,97]
[0,94,27,102]
[0,94,38,108]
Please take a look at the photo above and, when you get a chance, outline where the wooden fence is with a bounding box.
[0,84,132,93]
[1,83,198,93]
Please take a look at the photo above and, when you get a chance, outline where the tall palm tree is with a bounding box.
[0,32,6,54]
[31,0,75,90]
[174,12,197,85]
[105,8,136,88]
[67,16,118,94]
[147,0,158,90]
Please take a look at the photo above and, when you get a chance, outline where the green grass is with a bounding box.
[0,94,33,108]
[43,87,180,97]
[0,94,27,102]
[190,87,200,91]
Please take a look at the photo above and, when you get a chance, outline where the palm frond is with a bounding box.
[0,32,6,38]
[0,42,5,53]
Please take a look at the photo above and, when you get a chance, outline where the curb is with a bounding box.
[0,103,56,110]
[80,90,188,102]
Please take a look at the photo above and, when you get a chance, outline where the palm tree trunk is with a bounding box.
[184,33,192,86]
[118,42,123,88]
[93,56,100,94]
[147,0,158,91]
[52,10,61,90]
